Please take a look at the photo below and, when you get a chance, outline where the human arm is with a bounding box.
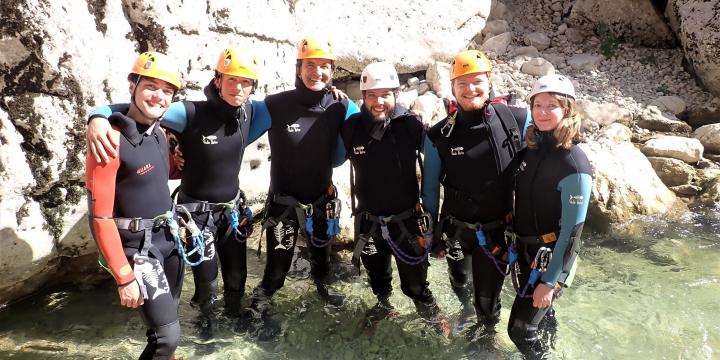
[247,100,272,145]
[421,134,442,223]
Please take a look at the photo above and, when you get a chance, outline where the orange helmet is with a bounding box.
[450,50,492,80]
[129,51,182,89]
[296,36,336,61]
[215,47,259,80]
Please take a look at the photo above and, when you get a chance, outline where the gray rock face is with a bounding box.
[568,0,675,48]
[693,123,720,154]
[647,157,696,187]
[636,106,692,133]
[666,0,720,97]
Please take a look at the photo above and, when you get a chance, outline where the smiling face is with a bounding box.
[215,74,254,107]
[531,92,566,132]
[451,72,491,111]
[362,88,397,122]
[299,58,334,91]
[129,77,175,123]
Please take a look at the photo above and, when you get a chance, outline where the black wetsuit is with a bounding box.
[424,103,528,326]
[87,113,183,359]
[257,78,354,297]
[342,106,436,311]
[508,132,592,359]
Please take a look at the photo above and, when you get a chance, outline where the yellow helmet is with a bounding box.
[296,36,336,61]
[450,50,492,80]
[129,51,182,89]
[215,47,259,80]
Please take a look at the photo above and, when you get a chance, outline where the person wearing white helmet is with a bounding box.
[507,74,592,359]
[422,50,531,337]
[340,62,449,336]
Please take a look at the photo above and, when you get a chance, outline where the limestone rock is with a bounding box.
[524,32,551,51]
[581,140,677,227]
[521,57,556,76]
[681,108,720,129]
[511,46,540,58]
[568,0,675,47]
[666,0,720,97]
[397,89,419,111]
[426,61,452,99]
[642,136,704,164]
[636,106,692,133]
[481,32,513,56]
[598,123,632,143]
[482,20,509,37]
[577,100,631,127]
[647,157,696,187]
[693,124,720,154]
[411,92,444,125]
[651,95,686,116]
[568,53,602,71]
[669,184,702,196]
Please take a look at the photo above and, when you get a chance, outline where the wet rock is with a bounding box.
[524,32,551,51]
[521,57,555,76]
[647,157,696,187]
[580,140,677,227]
[693,124,720,154]
[568,53,602,71]
[636,106,692,133]
[481,32,513,56]
[641,136,704,164]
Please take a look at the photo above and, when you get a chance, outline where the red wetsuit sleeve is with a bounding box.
[86,127,135,286]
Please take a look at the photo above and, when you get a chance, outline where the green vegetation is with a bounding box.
[594,22,620,58]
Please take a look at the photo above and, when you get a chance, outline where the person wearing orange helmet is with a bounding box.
[422,50,531,337]
[236,36,359,340]
[86,51,185,359]
[85,48,271,332]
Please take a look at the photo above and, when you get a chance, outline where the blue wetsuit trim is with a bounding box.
[421,135,442,222]
[333,101,360,167]
[541,172,592,286]
[247,100,271,145]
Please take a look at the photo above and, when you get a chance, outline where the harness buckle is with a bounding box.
[326,198,341,219]
[198,201,209,212]
[304,204,313,217]
[417,213,431,235]
[129,218,143,232]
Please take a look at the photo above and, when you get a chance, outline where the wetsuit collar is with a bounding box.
[293,76,335,109]
[536,129,559,149]
[204,79,246,122]
[360,104,411,141]
[110,112,158,146]
[455,103,489,127]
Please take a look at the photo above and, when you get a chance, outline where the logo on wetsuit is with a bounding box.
[569,194,584,205]
[353,146,366,155]
[450,146,465,156]
[286,124,301,133]
[202,135,218,145]
[136,163,155,176]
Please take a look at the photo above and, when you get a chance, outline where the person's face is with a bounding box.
[299,58,334,91]
[362,88,397,122]
[215,74,254,107]
[130,77,175,119]
[451,72,491,111]
[531,92,565,132]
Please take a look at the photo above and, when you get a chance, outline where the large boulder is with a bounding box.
[641,136,704,164]
[581,140,677,227]
[636,106,692,133]
[666,0,720,97]
[567,0,675,48]
[693,124,720,154]
[647,157,696,187]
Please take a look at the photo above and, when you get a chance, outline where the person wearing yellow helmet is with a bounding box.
[422,49,532,337]
[86,51,185,359]
[85,47,272,332]
[236,36,360,341]
[507,74,592,359]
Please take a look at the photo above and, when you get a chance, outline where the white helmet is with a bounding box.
[360,62,400,91]
[528,74,576,101]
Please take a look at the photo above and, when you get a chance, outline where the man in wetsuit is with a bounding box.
[342,62,449,336]
[237,36,360,338]
[86,48,270,321]
[423,50,531,335]
[86,51,184,359]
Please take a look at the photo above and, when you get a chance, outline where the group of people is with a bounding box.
[85,36,592,360]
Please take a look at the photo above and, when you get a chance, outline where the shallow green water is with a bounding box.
[1,207,718,359]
